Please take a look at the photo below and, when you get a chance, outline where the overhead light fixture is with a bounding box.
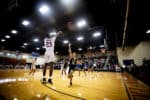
[23,43,28,46]
[146,29,150,34]
[11,30,18,34]
[33,38,39,42]
[55,52,59,54]
[76,19,87,29]
[63,40,69,44]
[36,47,40,50]
[5,35,11,39]
[60,0,77,6]
[39,4,49,14]
[21,46,25,48]
[38,4,52,16]
[93,32,101,37]
[1,39,5,42]
[77,36,84,41]
[22,20,30,26]
[59,0,79,12]
[78,48,82,51]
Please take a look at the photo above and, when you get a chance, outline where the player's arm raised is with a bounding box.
[57,31,63,36]
[68,43,73,58]
[50,31,63,38]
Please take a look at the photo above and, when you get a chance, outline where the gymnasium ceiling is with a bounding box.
[0,0,150,55]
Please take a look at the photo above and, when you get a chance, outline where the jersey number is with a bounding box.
[46,40,52,47]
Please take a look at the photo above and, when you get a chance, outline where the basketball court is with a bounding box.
[0,69,149,100]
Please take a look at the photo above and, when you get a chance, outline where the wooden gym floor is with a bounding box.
[0,69,150,100]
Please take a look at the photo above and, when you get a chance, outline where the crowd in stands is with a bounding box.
[55,55,119,72]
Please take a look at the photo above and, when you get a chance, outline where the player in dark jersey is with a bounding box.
[63,59,68,76]
[81,59,87,76]
[67,43,77,87]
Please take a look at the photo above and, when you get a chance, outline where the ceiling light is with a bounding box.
[11,30,18,34]
[78,48,82,51]
[59,0,79,12]
[1,39,5,42]
[5,35,11,39]
[23,43,28,46]
[146,29,150,34]
[76,19,87,29]
[39,5,49,14]
[21,46,25,48]
[33,38,39,42]
[38,4,52,16]
[55,52,59,54]
[60,0,77,6]
[93,32,101,37]
[63,40,69,44]
[22,20,30,26]
[77,36,84,41]
[36,47,40,50]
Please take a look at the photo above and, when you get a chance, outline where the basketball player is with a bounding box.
[67,43,77,87]
[88,58,94,73]
[42,31,63,84]
[81,59,87,76]
[60,59,68,77]
[29,58,37,75]
[76,58,82,76]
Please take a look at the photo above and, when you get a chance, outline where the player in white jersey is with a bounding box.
[42,31,63,84]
